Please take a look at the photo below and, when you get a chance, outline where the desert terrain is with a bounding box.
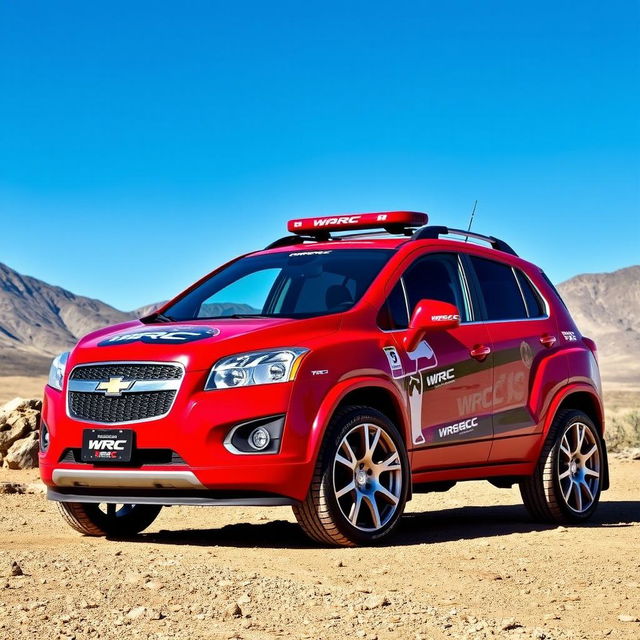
[1,460,639,640]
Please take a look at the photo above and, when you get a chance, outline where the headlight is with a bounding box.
[47,351,70,391]
[205,348,308,390]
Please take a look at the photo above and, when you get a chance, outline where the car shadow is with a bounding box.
[124,499,640,549]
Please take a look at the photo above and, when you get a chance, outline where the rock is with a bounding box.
[0,482,26,494]
[9,561,23,577]
[363,594,389,610]
[500,618,521,630]
[618,614,639,622]
[127,606,147,620]
[5,432,39,469]
[0,420,31,454]
[223,603,242,619]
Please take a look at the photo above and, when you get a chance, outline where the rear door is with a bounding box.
[380,252,494,471]
[464,255,558,461]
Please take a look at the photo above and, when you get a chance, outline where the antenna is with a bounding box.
[465,200,477,241]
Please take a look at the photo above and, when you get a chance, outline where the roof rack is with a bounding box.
[411,225,518,256]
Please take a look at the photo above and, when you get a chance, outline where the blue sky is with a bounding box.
[1,1,638,311]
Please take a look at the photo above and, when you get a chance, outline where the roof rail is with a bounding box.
[264,235,321,250]
[411,226,518,256]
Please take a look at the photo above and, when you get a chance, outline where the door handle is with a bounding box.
[540,334,557,348]
[470,344,491,361]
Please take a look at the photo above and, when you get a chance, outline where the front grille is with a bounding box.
[69,390,176,423]
[68,362,183,424]
[70,364,183,381]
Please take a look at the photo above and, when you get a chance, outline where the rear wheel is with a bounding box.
[57,502,162,536]
[293,406,410,546]
[519,410,603,523]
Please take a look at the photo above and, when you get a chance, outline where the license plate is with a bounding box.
[81,429,134,463]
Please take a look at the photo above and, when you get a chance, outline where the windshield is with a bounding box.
[162,249,393,321]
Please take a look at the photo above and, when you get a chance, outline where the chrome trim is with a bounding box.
[68,379,181,393]
[52,469,203,489]
[66,361,186,426]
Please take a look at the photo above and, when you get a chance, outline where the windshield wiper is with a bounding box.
[153,313,175,323]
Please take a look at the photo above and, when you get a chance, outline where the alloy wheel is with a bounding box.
[332,423,403,532]
[557,421,600,513]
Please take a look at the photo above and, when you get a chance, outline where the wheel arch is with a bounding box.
[552,388,604,435]
[308,377,409,462]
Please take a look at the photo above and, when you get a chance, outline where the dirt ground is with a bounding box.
[0,461,638,640]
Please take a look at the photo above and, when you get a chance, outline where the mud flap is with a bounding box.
[601,438,610,491]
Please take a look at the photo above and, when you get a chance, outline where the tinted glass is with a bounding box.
[469,256,527,321]
[516,270,545,318]
[402,254,469,322]
[540,270,568,310]
[378,281,409,330]
[164,249,393,320]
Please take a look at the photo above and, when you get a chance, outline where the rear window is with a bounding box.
[469,256,527,321]
[516,270,546,318]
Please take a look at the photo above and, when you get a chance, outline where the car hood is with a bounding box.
[70,315,340,372]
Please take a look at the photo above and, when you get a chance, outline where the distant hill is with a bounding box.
[0,263,135,375]
[557,265,640,388]
[0,261,638,387]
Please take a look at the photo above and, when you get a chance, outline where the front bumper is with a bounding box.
[40,371,316,502]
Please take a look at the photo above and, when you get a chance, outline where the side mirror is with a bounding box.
[403,299,461,352]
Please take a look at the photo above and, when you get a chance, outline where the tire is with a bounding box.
[293,405,410,546]
[57,502,162,537]
[519,409,603,523]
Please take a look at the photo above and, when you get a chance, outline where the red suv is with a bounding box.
[40,212,609,546]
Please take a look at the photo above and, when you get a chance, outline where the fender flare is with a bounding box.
[306,376,408,463]
[541,383,604,438]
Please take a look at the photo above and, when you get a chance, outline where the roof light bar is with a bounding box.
[287,211,428,235]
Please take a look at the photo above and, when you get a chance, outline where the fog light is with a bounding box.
[249,426,271,451]
[40,422,50,453]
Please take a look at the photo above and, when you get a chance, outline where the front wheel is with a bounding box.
[293,406,410,546]
[519,409,603,523]
[57,502,162,537]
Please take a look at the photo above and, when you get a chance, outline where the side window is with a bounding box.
[402,254,469,322]
[377,281,409,330]
[469,256,527,321]
[516,270,546,318]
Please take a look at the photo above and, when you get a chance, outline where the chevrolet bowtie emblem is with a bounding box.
[95,377,134,396]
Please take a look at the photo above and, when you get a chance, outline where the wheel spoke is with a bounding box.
[560,436,571,458]
[378,451,400,472]
[349,493,363,525]
[558,469,572,480]
[375,483,399,505]
[363,495,382,529]
[342,438,358,464]
[575,423,586,454]
[583,444,598,461]
[563,480,574,502]
[336,480,356,499]
[336,453,356,469]
[575,483,583,511]
[581,480,594,503]
[367,427,381,460]
[584,467,600,478]
[362,424,371,455]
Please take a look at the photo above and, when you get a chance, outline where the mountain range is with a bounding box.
[0,261,638,387]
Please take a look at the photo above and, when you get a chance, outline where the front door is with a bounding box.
[382,252,495,471]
